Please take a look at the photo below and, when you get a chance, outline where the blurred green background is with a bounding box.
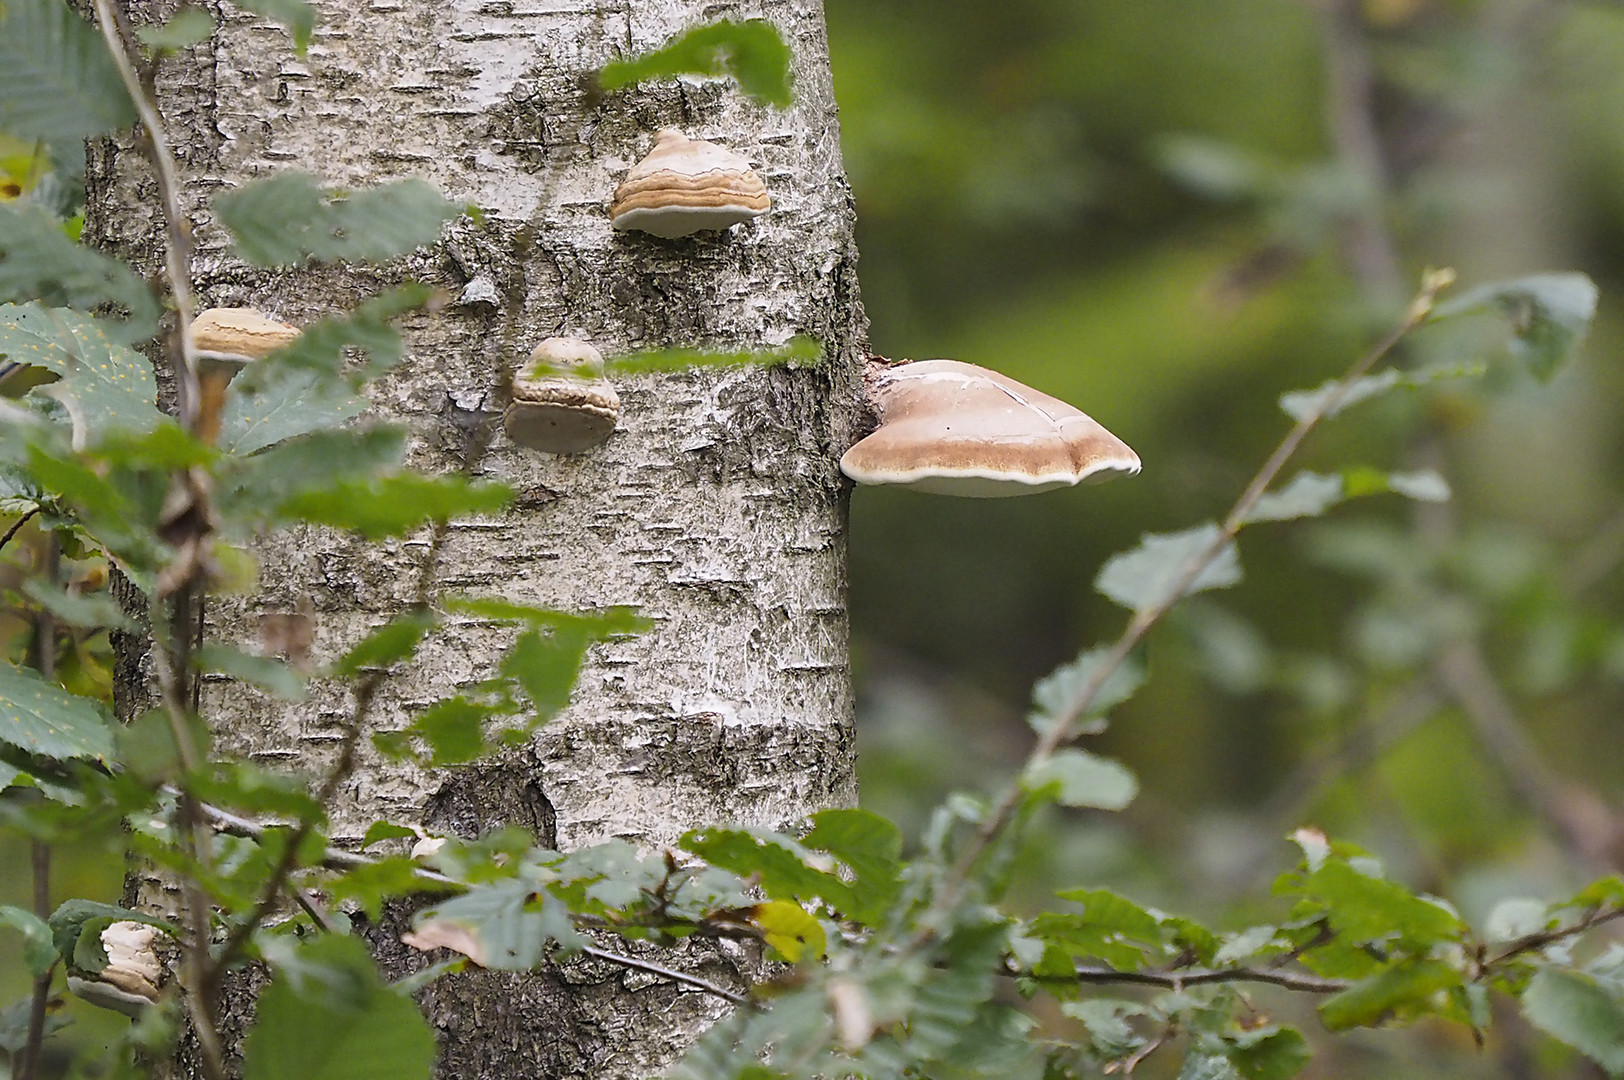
[830,0,1624,1069]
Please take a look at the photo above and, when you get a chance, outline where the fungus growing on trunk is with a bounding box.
[503,337,620,454]
[189,307,300,369]
[64,921,163,1017]
[840,359,1140,497]
[609,129,770,238]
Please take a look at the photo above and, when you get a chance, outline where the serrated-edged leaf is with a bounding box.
[409,696,502,765]
[332,609,438,677]
[1278,370,1401,423]
[231,0,317,52]
[1228,1026,1311,1080]
[1179,1054,1242,1080]
[0,0,137,143]
[1244,472,1345,524]
[0,304,161,430]
[0,905,56,976]
[1522,968,1624,1074]
[0,217,158,338]
[597,18,793,108]
[499,625,593,722]
[1031,890,1162,971]
[218,426,407,522]
[409,878,580,969]
[280,474,511,539]
[232,286,430,391]
[243,935,435,1080]
[1431,272,1597,382]
[1215,925,1280,966]
[0,660,112,763]
[682,826,856,914]
[215,174,461,267]
[799,809,901,924]
[21,579,132,630]
[218,365,368,455]
[361,821,417,849]
[753,900,825,962]
[195,644,308,701]
[1303,860,1463,945]
[325,856,437,920]
[136,7,216,49]
[1029,645,1144,733]
[446,597,652,636]
[1023,749,1138,810]
[1061,998,1152,1058]
[1096,524,1241,612]
[603,337,820,375]
[1318,958,1461,1030]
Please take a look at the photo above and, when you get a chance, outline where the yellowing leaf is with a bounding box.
[753,901,825,963]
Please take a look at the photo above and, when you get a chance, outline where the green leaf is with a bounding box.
[1277,370,1400,423]
[1431,273,1598,382]
[1180,1054,1242,1080]
[0,215,159,338]
[136,7,216,49]
[325,856,438,920]
[360,821,417,849]
[232,286,432,389]
[279,474,512,539]
[753,900,825,962]
[1028,645,1144,733]
[0,0,137,143]
[215,174,461,267]
[0,660,112,764]
[1383,469,1450,503]
[1522,968,1624,1074]
[1096,524,1241,613]
[682,827,856,915]
[0,303,163,435]
[243,935,436,1080]
[218,366,368,456]
[1301,860,1463,945]
[499,625,593,721]
[410,878,580,969]
[799,809,902,924]
[1244,472,1345,524]
[331,609,438,677]
[1317,959,1461,1030]
[597,19,794,108]
[0,905,57,976]
[1023,749,1138,810]
[603,337,820,376]
[218,426,407,522]
[1227,1026,1311,1080]
[195,644,308,701]
[445,597,652,636]
[231,0,317,52]
[407,696,503,765]
[20,578,133,630]
[1031,890,1163,971]
[1061,998,1153,1058]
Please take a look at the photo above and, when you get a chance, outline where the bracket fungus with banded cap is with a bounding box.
[189,306,300,370]
[64,921,163,1017]
[609,129,770,238]
[840,360,1141,497]
[504,337,621,454]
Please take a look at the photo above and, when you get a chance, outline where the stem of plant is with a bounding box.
[925,269,1457,930]
[17,840,51,1080]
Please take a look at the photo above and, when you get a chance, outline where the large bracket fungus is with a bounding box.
[609,129,770,238]
[189,307,300,369]
[503,337,621,454]
[840,360,1141,497]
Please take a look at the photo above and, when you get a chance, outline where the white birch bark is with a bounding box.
[93,0,865,1074]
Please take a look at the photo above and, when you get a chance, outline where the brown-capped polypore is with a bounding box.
[503,337,620,454]
[839,359,1140,497]
[609,129,770,239]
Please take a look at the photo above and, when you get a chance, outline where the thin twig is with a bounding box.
[89,0,198,424]
[17,840,52,1080]
[1018,960,1348,995]
[0,507,40,558]
[579,944,750,1007]
[1485,905,1624,968]
[924,272,1455,931]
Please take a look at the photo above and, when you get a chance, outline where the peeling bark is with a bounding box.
[95,0,865,1075]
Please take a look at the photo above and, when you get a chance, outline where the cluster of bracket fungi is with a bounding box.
[196,119,1138,496]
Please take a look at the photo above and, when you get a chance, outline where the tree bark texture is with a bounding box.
[93,0,866,1075]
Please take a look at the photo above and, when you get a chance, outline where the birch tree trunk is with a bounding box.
[93,0,865,1075]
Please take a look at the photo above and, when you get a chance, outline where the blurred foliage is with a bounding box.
[831,0,1624,1074]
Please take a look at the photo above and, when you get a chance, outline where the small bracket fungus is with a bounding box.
[65,921,163,1017]
[840,360,1141,497]
[504,337,621,454]
[609,129,770,238]
[189,307,300,372]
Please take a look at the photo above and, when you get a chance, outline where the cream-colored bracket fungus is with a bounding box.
[840,360,1141,497]
[65,921,163,1017]
[188,307,300,367]
[609,129,770,238]
[504,337,621,454]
